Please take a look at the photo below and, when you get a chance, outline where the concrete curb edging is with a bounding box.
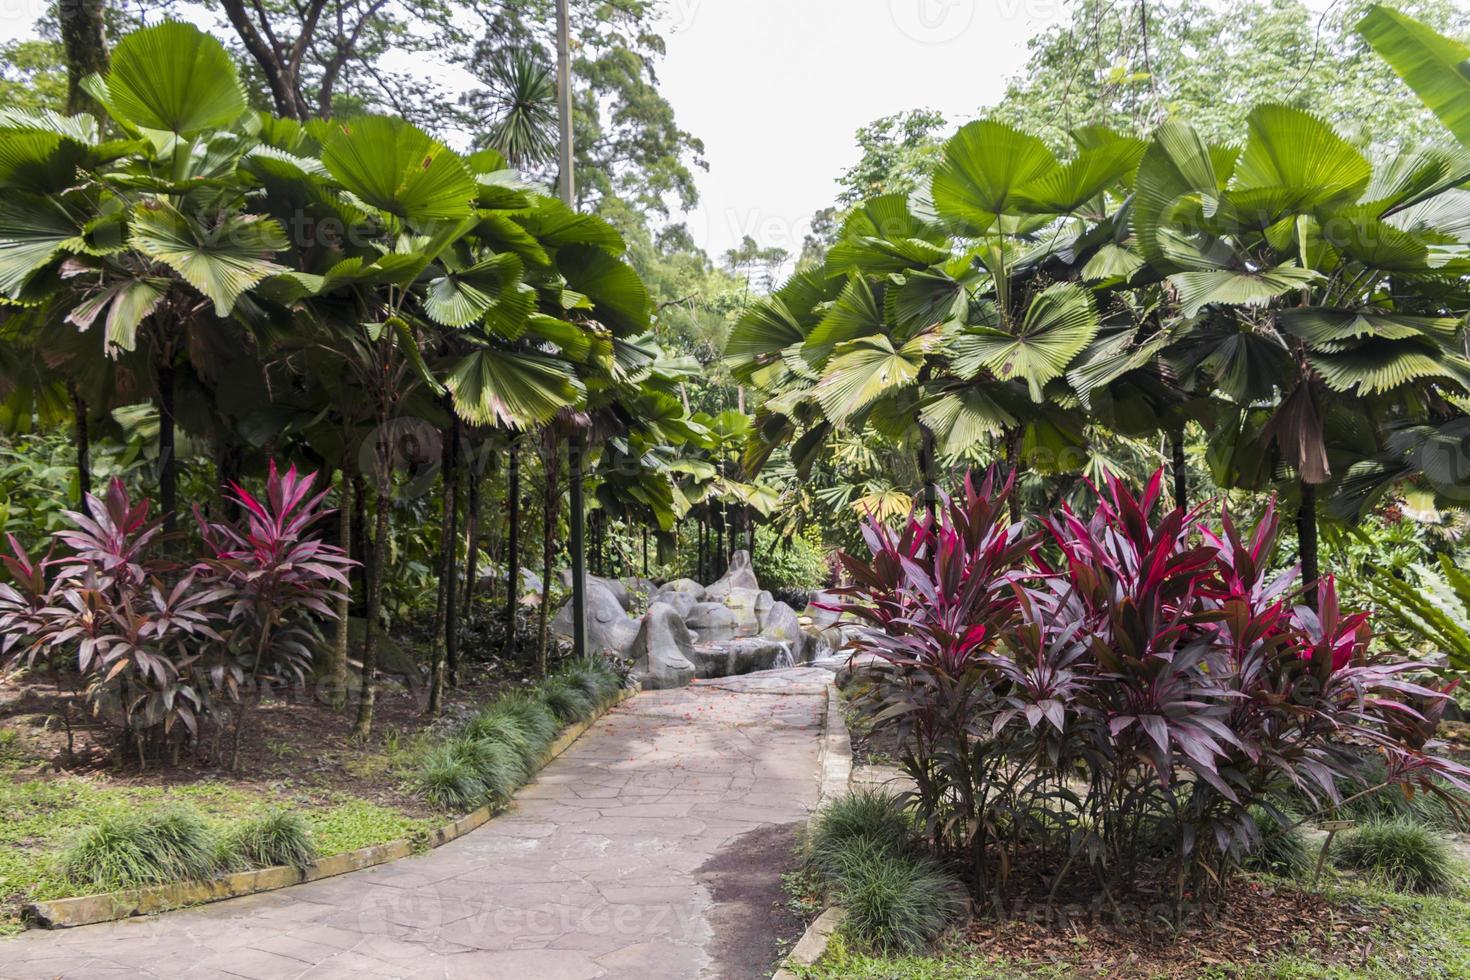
[24,686,639,930]
[773,678,852,979]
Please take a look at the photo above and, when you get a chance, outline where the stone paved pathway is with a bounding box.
[0,669,832,980]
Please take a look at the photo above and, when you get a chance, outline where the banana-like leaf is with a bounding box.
[1169,264,1320,317]
[557,244,649,335]
[105,22,245,134]
[130,204,287,315]
[322,115,475,222]
[933,120,1058,232]
[951,282,1099,401]
[422,252,522,327]
[1358,5,1470,151]
[814,333,931,423]
[445,347,583,428]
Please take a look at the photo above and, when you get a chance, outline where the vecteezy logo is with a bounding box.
[658,0,702,32]
[889,0,977,43]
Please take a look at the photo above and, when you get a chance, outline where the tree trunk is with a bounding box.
[568,430,588,660]
[351,476,391,739]
[642,526,649,578]
[351,473,370,615]
[1298,481,1319,612]
[537,433,559,676]
[1004,427,1024,526]
[69,382,90,503]
[444,420,462,689]
[58,0,109,115]
[329,463,351,706]
[918,424,938,523]
[1171,426,1188,513]
[462,447,482,638]
[504,435,521,657]
[158,360,177,533]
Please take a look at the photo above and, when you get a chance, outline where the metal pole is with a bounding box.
[556,0,586,659]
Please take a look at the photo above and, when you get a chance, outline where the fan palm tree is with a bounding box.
[0,23,292,530]
[1129,103,1470,605]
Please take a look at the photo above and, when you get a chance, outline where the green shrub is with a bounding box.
[539,675,594,724]
[1242,806,1312,879]
[807,789,916,878]
[448,736,524,804]
[60,808,220,890]
[829,838,968,952]
[752,525,830,593]
[223,810,318,872]
[1333,819,1459,893]
[411,744,488,811]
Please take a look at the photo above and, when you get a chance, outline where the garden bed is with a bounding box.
[0,666,542,934]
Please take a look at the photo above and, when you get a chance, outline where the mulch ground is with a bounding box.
[0,663,527,816]
[965,879,1385,978]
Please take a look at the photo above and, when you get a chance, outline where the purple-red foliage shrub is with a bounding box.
[831,469,1468,912]
[0,465,351,765]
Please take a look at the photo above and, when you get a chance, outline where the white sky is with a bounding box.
[657,0,1074,260]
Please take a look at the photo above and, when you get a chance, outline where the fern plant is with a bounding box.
[1370,556,1470,672]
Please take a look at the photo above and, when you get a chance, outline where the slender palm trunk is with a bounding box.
[158,361,177,532]
[352,473,391,739]
[329,460,352,705]
[444,420,462,689]
[568,431,588,659]
[1298,481,1319,612]
[462,448,481,638]
[1171,426,1188,513]
[538,433,559,676]
[504,436,521,656]
[918,424,937,523]
[69,382,90,502]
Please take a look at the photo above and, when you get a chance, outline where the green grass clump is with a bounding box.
[411,744,488,811]
[803,790,964,951]
[829,838,968,952]
[1243,806,1312,880]
[222,810,318,872]
[563,659,623,706]
[462,708,539,769]
[1333,818,1459,893]
[539,675,595,723]
[496,690,560,748]
[807,788,917,877]
[447,736,525,804]
[59,808,220,891]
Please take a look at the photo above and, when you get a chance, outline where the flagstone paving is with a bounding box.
[0,668,833,980]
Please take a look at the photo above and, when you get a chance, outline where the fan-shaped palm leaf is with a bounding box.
[321,115,475,223]
[130,204,287,315]
[105,22,246,135]
[813,333,932,424]
[445,347,583,428]
[951,282,1099,400]
[1169,264,1321,317]
[933,120,1057,232]
[423,252,523,327]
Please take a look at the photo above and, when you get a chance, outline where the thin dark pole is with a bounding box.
[503,436,520,656]
[1298,481,1319,612]
[1172,425,1187,513]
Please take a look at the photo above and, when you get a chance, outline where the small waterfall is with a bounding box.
[771,641,795,669]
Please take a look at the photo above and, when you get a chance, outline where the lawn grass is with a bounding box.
[0,740,433,934]
[791,882,1470,980]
